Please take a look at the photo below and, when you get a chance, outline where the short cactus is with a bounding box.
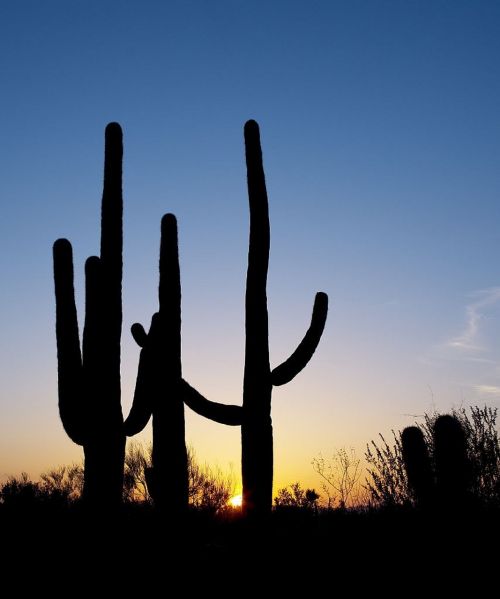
[401,426,433,507]
[402,414,471,509]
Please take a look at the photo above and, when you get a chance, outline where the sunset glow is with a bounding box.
[229,494,242,508]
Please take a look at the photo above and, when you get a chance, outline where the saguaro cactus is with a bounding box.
[53,123,125,507]
[124,214,243,512]
[434,414,470,505]
[184,120,328,516]
[124,214,188,511]
[401,415,470,509]
[401,426,433,507]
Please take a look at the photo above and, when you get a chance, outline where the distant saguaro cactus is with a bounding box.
[402,415,471,509]
[183,120,328,517]
[401,426,433,507]
[53,123,125,507]
[434,414,470,505]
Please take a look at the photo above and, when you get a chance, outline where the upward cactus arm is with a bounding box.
[271,292,328,386]
[131,322,148,347]
[53,238,85,445]
[82,256,101,374]
[123,317,158,436]
[181,380,243,426]
[123,344,154,436]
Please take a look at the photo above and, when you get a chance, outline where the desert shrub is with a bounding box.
[274,482,320,512]
[312,447,364,509]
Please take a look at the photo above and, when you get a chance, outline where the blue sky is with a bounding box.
[0,1,499,490]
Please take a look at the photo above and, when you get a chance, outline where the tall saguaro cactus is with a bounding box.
[53,123,125,507]
[124,214,188,512]
[184,120,328,516]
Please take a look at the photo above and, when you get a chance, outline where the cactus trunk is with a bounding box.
[242,120,273,515]
[151,215,188,511]
[124,215,188,512]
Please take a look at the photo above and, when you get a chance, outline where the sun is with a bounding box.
[228,494,242,508]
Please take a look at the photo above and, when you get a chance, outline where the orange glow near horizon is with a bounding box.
[228,493,242,508]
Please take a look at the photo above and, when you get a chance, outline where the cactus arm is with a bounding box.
[123,316,159,436]
[81,256,102,392]
[271,292,328,386]
[131,323,148,347]
[181,380,243,426]
[53,238,85,445]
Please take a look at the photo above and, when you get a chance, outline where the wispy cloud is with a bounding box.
[475,385,500,396]
[446,287,500,352]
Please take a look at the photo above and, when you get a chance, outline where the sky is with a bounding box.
[0,0,499,495]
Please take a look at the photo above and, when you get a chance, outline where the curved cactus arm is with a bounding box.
[131,323,148,347]
[181,380,243,426]
[123,317,159,436]
[53,238,86,445]
[271,292,328,386]
[123,347,153,436]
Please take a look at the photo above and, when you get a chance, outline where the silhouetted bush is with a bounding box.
[365,406,500,508]
[312,447,365,509]
[274,482,320,513]
[0,471,79,510]
[0,443,234,514]
[40,464,84,501]
[118,442,235,511]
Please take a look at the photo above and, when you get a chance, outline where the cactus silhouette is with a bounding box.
[434,414,470,505]
[53,123,125,507]
[402,415,470,508]
[183,120,328,516]
[124,214,189,511]
[401,426,433,507]
[124,214,243,512]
